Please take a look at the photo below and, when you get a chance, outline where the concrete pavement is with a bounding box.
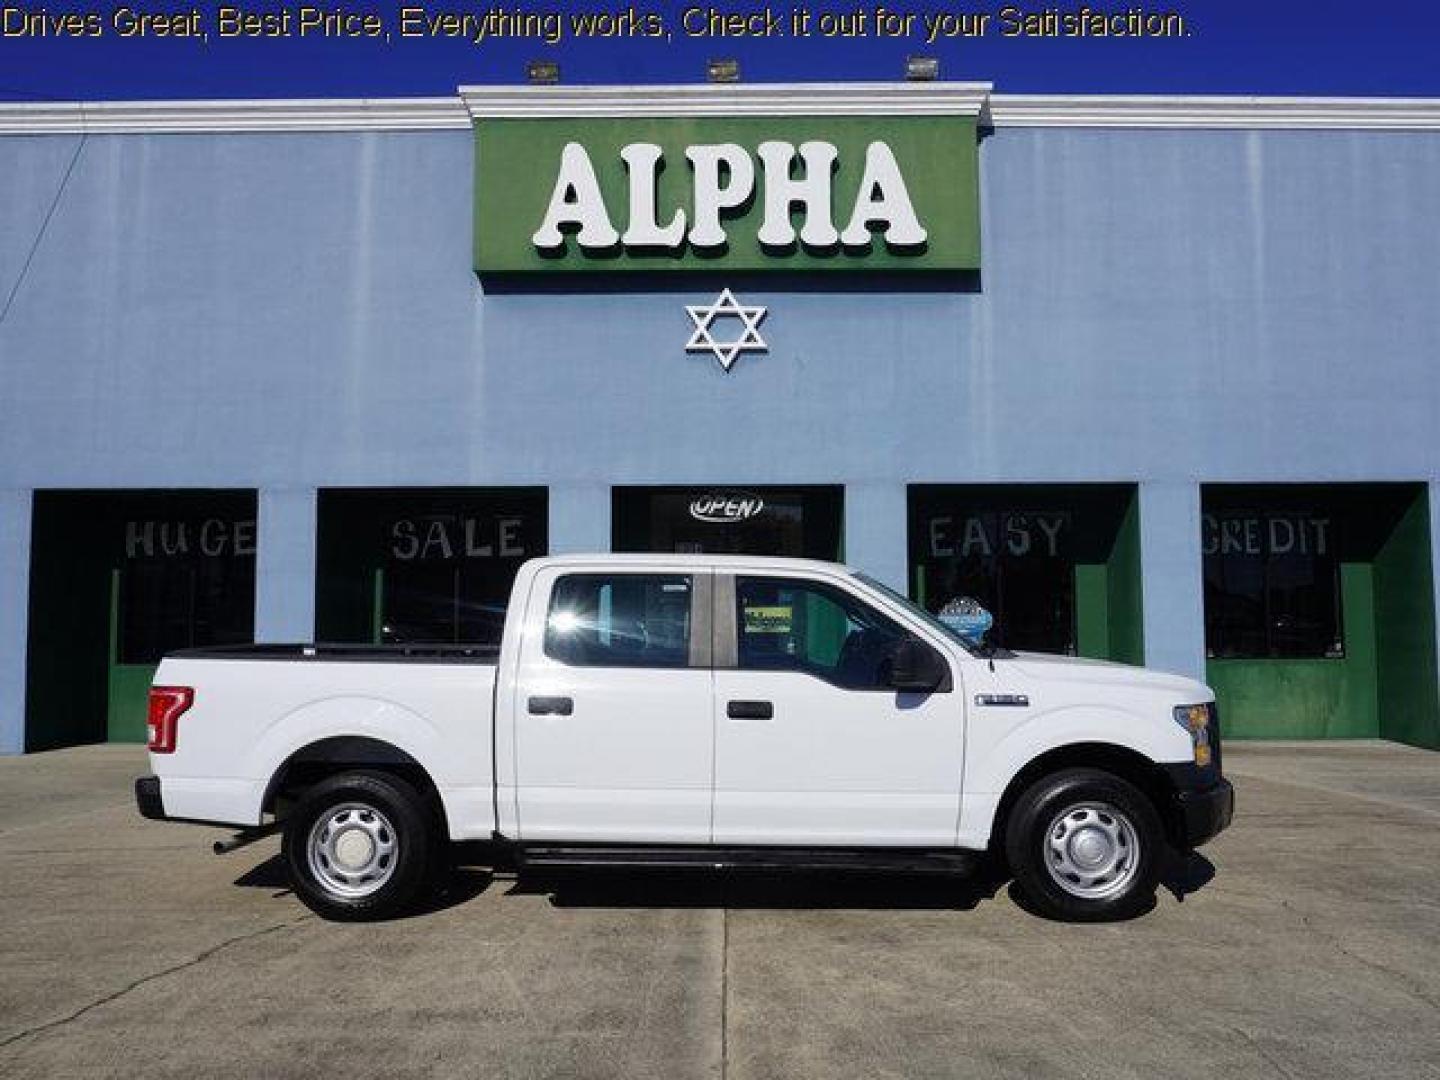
[2,741,1438,1079]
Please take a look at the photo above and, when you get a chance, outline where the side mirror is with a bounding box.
[891,638,952,693]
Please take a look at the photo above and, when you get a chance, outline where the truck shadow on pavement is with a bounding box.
[235,849,1216,919]
[506,867,1010,911]
[234,854,497,918]
[1162,850,1217,901]
[514,850,1213,915]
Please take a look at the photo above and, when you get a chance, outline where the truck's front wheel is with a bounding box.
[283,770,436,921]
[1004,767,1163,922]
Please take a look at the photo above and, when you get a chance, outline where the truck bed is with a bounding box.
[149,647,500,835]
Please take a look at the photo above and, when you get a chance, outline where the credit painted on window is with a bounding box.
[1201,514,1331,558]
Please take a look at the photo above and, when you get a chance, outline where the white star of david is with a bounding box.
[684,288,768,372]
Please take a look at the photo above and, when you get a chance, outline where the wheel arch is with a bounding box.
[263,736,449,836]
[988,742,1180,853]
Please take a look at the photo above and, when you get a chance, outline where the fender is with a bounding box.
[244,695,477,839]
[956,704,1189,849]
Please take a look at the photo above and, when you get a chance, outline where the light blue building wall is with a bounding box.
[2,107,1438,752]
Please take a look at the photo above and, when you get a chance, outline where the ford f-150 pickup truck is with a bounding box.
[135,554,1233,922]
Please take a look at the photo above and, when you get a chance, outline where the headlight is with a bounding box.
[1173,703,1213,768]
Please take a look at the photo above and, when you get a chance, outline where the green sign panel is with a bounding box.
[473,115,980,274]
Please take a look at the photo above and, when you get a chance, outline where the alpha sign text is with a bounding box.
[533,140,927,255]
[474,116,980,274]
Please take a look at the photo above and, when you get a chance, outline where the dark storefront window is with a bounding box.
[317,489,547,646]
[907,485,1140,658]
[26,490,259,750]
[117,505,257,664]
[1199,484,1437,741]
[1203,510,1342,659]
[914,508,1073,653]
[613,486,843,560]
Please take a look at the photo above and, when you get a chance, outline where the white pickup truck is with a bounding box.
[136,554,1232,922]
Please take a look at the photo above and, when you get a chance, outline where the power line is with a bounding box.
[0,128,88,328]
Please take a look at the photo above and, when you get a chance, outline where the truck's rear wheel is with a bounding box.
[283,770,436,921]
[1004,767,1162,922]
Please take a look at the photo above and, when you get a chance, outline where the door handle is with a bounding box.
[727,700,773,720]
[528,696,574,716]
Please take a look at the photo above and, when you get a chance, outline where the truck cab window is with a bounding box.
[735,576,921,690]
[545,574,693,668]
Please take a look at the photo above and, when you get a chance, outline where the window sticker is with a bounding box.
[743,605,793,634]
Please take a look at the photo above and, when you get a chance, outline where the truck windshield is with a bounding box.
[852,571,978,656]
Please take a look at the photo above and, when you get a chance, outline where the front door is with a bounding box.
[712,573,964,846]
[511,567,714,843]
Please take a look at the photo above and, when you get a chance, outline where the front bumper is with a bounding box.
[1173,777,1234,848]
[135,776,167,821]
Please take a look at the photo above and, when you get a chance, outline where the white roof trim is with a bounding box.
[986,94,1440,130]
[0,98,467,135]
[2,89,1439,135]
[459,82,994,119]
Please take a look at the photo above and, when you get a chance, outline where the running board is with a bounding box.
[517,845,978,874]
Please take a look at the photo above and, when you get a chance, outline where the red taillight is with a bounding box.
[147,686,194,754]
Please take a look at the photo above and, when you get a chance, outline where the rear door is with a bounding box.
[712,573,964,846]
[511,566,714,842]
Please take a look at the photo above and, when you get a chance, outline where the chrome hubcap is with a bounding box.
[1044,801,1140,900]
[306,802,398,899]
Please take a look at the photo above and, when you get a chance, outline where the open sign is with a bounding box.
[688,491,766,524]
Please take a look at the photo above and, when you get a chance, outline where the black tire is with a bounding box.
[1004,767,1163,922]
[283,770,438,921]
